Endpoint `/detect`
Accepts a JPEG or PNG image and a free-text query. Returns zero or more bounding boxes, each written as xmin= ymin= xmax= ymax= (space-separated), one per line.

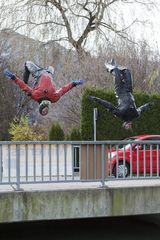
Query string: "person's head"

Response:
xmin=39 ymin=100 xmax=51 ymax=116
xmin=123 ymin=121 xmax=132 ymax=130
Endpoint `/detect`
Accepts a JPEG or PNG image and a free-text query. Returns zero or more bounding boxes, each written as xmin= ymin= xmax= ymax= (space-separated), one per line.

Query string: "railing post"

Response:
xmin=93 ymin=108 xmax=98 ymax=141
xmin=0 ymin=145 xmax=2 ymax=182
xmin=16 ymin=144 xmax=21 ymax=191
xmin=101 ymin=144 xmax=105 ymax=187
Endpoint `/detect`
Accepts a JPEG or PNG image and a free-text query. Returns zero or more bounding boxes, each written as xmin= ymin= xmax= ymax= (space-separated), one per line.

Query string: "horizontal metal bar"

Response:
xmin=1 ymin=140 xmax=160 ymax=145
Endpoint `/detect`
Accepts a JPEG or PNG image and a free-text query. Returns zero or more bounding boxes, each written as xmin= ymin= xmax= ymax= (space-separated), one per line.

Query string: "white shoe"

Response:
xmin=105 ymin=58 xmax=117 ymax=72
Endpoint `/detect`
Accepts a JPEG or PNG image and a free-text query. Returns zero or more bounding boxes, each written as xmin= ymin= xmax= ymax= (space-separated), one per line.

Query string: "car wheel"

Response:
xmin=113 ymin=161 xmax=130 ymax=178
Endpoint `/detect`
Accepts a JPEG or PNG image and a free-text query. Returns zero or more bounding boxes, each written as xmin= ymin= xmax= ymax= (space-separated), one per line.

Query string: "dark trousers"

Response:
xmin=23 ymin=65 xmax=30 ymax=84
xmin=112 ymin=68 xmax=133 ymax=97
xmin=23 ymin=61 xmax=42 ymax=84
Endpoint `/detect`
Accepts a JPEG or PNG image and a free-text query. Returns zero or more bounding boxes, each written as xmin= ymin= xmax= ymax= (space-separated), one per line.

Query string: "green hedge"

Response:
xmin=66 ymin=128 xmax=82 ymax=140
xmin=80 ymin=87 xmax=160 ymax=140
xmin=49 ymin=121 xmax=65 ymax=140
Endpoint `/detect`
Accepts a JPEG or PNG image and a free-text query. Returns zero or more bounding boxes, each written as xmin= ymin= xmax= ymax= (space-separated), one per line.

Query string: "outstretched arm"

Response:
xmin=56 ymin=82 xmax=74 ymax=98
xmin=137 ymin=103 xmax=151 ymax=115
xmin=4 ymin=68 xmax=32 ymax=95
xmin=14 ymin=78 xmax=32 ymax=94
xmin=88 ymin=96 xmax=116 ymax=112
xmin=55 ymin=80 xmax=84 ymax=98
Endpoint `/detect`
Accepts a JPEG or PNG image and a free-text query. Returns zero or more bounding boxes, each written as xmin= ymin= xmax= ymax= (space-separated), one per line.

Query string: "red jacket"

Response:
xmin=15 ymin=73 xmax=74 ymax=103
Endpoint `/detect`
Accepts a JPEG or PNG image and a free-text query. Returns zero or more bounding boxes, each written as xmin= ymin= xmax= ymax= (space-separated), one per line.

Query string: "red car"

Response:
xmin=108 ymin=135 xmax=160 ymax=178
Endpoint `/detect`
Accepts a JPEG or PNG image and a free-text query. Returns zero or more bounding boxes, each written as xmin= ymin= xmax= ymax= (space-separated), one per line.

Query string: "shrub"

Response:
xmin=49 ymin=121 xmax=65 ymax=140
xmin=66 ymin=128 xmax=82 ymax=140
xmin=9 ymin=116 xmax=47 ymax=141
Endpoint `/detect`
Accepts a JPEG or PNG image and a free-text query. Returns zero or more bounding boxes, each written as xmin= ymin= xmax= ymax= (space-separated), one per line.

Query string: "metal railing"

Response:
xmin=0 ymin=140 xmax=160 ymax=190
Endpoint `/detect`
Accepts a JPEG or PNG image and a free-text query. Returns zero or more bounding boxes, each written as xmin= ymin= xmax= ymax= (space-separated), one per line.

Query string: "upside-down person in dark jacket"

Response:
xmin=88 ymin=59 xmax=151 ymax=130
xmin=4 ymin=61 xmax=84 ymax=116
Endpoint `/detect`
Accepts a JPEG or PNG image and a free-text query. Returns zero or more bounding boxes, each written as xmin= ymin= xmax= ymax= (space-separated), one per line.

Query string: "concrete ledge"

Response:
xmin=0 ymin=184 xmax=160 ymax=223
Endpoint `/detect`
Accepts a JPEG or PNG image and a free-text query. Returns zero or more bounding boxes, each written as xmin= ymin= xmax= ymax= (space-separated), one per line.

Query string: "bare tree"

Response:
xmin=0 ymin=0 xmax=157 ymax=58
xmin=0 ymin=0 xmax=159 ymax=135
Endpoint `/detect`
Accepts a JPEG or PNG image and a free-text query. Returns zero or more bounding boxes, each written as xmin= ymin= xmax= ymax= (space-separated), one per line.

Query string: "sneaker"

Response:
xmin=105 ymin=58 xmax=117 ymax=72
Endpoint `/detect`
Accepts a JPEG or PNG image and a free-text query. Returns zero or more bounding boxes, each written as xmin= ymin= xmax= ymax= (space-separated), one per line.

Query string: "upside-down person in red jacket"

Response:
xmin=4 ymin=61 xmax=84 ymax=116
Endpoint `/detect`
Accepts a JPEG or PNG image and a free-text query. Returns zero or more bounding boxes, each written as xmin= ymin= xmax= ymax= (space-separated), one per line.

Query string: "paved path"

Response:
xmin=0 ymin=179 xmax=160 ymax=192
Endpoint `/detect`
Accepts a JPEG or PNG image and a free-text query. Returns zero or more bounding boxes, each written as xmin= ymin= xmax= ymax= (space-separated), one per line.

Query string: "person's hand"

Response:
xmin=4 ymin=69 xmax=16 ymax=80
xmin=72 ymin=79 xmax=84 ymax=87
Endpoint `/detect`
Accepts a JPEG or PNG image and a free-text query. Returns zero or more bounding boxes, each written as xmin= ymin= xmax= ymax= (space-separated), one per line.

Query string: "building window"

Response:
xmin=73 ymin=146 xmax=80 ymax=172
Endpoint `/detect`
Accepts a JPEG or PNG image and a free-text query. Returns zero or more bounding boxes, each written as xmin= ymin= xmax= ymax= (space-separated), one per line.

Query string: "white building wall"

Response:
xmin=1 ymin=144 xmax=73 ymax=178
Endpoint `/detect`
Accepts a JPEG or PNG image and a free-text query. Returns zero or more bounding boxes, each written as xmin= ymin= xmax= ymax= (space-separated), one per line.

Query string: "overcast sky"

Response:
xmin=119 ymin=1 xmax=160 ymax=51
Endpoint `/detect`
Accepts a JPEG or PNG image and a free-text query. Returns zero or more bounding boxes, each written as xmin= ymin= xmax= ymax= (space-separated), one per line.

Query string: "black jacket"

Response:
xmin=88 ymin=95 xmax=150 ymax=123
xmin=114 ymin=93 xmax=139 ymax=122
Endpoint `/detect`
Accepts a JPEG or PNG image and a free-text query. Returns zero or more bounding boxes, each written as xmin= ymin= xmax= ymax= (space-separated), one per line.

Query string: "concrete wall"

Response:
xmin=0 ymin=185 xmax=160 ymax=223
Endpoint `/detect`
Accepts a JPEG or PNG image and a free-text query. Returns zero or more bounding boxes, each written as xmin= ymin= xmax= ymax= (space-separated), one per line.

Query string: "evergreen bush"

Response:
xmin=49 ymin=121 xmax=65 ymax=140
xmin=66 ymin=128 xmax=82 ymax=140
